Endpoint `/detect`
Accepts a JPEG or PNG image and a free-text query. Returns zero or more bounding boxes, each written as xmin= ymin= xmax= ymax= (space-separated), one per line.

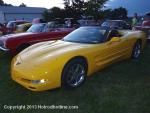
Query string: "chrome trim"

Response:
xmin=29 ymin=39 xmax=50 ymax=43
xmin=143 ymin=26 xmax=150 ymax=29
xmin=0 ymin=46 xmax=9 ymax=51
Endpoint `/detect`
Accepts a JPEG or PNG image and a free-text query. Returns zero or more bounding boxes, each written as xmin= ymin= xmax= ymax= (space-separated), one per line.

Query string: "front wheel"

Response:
xmin=132 ymin=41 xmax=141 ymax=59
xmin=61 ymin=58 xmax=87 ymax=89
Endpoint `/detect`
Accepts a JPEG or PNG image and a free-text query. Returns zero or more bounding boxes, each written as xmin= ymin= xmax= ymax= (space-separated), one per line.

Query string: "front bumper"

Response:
xmin=0 ymin=46 xmax=9 ymax=51
xmin=11 ymin=58 xmax=61 ymax=91
xmin=12 ymin=75 xmax=53 ymax=91
xmin=0 ymin=46 xmax=10 ymax=56
xmin=142 ymin=26 xmax=150 ymax=30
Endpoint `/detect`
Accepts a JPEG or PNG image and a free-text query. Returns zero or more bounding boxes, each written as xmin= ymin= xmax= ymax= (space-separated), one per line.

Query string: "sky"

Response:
xmin=3 ymin=0 xmax=150 ymax=16
xmin=4 ymin=0 xmax=64 ymax=8
xmin=105 ymin=0 xmax=150 ymax=16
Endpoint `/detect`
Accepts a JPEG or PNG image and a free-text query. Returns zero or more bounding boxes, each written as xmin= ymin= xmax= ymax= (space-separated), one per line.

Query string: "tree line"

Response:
xmin=0 ymin=0 xmax=26 ymax=7
xmin=0 ymin=0 xmax=128 ymax=21
xmin=43 ymin=0 xmax=128 ymax=21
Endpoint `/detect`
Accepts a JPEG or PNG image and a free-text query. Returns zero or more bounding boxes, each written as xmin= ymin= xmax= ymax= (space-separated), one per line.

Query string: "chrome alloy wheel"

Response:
xmin=66 ymin=64 xmax=86 ymax=87
xmin=133 ymin=42 xmax=141 ymax=58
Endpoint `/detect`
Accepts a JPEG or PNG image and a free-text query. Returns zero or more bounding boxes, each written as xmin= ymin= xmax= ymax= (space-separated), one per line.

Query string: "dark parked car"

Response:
xmin=101 ymin=20 xmax=131 ymax=29
xmin=135 ymin=12 xmax=150 ymax=39
xmin=142 ymin=12 xmax=150 ymax=30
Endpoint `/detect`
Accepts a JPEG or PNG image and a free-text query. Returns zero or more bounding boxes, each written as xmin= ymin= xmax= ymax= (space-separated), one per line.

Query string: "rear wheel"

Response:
xmin=61 ymin=58 xmax=87 ymax=89
xmin=132 ymin=41 xmax=141 ymax=59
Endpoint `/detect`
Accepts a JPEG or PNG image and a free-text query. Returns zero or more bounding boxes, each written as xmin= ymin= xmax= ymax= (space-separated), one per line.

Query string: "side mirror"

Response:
xmin=110 ymin=37 xmax=121 ymax=42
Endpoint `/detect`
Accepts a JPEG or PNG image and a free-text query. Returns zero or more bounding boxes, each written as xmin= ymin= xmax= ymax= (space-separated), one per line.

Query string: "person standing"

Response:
xmin=132 ymin=13 xmax=138 ymax=29
xmin=65 ymin=19 xmax=72 ymax=28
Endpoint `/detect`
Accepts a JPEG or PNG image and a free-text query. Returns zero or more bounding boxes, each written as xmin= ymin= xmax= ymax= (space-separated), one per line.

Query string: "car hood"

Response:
xmin=0 ymin=32 xmax=34 ymax=41
xmin=19 ymin=40 xmax=90 ymax=64
xmin=142 ymin=21 xmax=150 ymax=29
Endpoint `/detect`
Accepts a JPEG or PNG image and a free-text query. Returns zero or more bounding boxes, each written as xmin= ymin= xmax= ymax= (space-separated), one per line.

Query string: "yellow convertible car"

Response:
xmin=11 ymin=27 xmax=146 ymax=91
xmin=14 ymin=23 xmax=32 ymax=33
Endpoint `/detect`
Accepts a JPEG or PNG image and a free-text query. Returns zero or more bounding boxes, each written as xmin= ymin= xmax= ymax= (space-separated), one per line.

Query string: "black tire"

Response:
xmin=132 ymin=40 xmax=141 ymax=59
xmin=61 ymin=58 xmax=87 ymax=89
xmin=17 ymin=44 xmax=30 ymax=53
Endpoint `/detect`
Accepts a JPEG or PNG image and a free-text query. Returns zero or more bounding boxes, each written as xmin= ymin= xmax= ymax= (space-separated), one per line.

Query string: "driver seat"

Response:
xmin=107 ymin=30 xmax=120 ymax=41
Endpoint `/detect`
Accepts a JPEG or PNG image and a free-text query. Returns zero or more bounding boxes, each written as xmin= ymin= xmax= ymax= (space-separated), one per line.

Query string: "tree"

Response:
xmin=98 ymin=9 xmax=112 ymax=20
xmin=43 ymin=2 xmax=128 ymax=22
xmin=0 ymin=0 xmax=13 ymax=6
xmin=50 ymin=7 xmax=63 ymax=19
xmin=102 ymin=7 xmax=128 ymax=20
xmin=43 ymin=7 xmax=65 ymax=22
xmin=19 ymin=3 xmax=27 ymax=7
xmin=63 ymin=0 xmax=85 ymax=19
xmin=101 ymin=9 xmax=113 ymax=19
xmin=112 ymin=7 xmax=128 ymax=19
xmin=43 ymin=10 xmax=51 ymax=22
xmin=64 ymin=0 xmax=85 ymax=8
xmin=0 ymin=0 xmax=4 ymax=5
xmin=84 ymin=0 xmax=108 ymax=20
xmin=63 ymin=0 xmax=108 ymax=20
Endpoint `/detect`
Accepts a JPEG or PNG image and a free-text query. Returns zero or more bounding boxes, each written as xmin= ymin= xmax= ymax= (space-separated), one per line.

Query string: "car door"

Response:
xmin=93 ymin=34 xmax=128 ymax=68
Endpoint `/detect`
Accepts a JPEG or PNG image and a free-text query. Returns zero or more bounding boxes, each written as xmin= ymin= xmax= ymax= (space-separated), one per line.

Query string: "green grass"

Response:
xmin=0 ymin=44 xmax=150 ymax=113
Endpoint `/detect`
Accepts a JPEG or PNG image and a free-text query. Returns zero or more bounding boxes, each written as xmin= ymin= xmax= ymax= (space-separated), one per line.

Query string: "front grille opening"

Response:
xmin=28 ymin=86 xmax=36 ymax=89
xmin=21 ymin=78 xmax=31 ymax=83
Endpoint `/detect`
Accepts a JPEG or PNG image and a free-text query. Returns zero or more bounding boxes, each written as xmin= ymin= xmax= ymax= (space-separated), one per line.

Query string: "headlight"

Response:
xmin=3 ymin=41 xmax=7 ymax=48
xmin=0 ymin=40 xmax=4 ymax=47
xmin=0 ymin=40 xmax=7 ymax=49
xmin=31 ymin=79 xmax=47 ymax=84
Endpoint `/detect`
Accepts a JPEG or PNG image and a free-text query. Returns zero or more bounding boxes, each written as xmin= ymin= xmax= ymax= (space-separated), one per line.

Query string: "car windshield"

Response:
xmin=27 ymin=24 xmax=46 ymax=33
xmin=63 ymin=27 xmax=106 ymax=44
xmin=16 ymin=25 xmax=24 ymax=31
xmin=102 ymin=21 xmax=119 ymax=27
xmin=6 ymin=22 xmax=16 ymax=28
